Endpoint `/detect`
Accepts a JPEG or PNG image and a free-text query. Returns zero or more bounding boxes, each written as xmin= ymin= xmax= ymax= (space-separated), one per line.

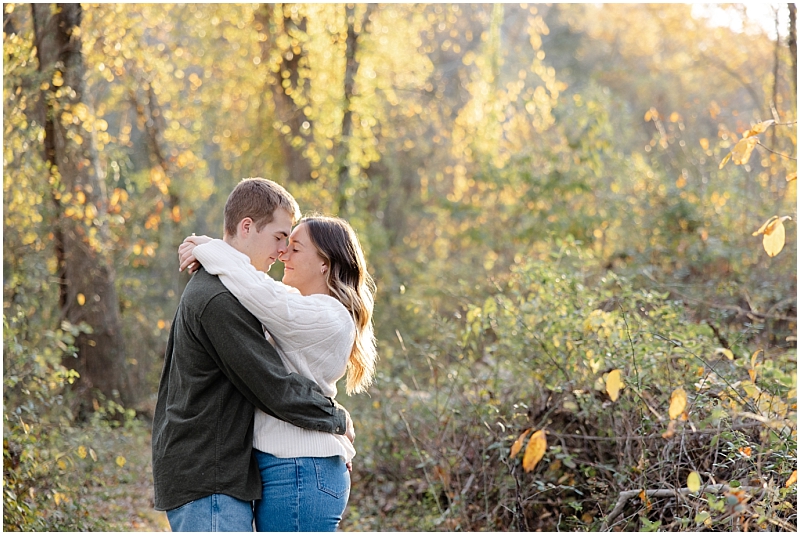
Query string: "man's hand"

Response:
xmin=178 ymin=234 xmax=212 ymax=273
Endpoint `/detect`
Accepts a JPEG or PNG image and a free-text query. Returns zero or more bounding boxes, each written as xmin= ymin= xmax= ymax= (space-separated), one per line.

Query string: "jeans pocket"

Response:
xmin=313 ymin=457 xmax=349 ymax=500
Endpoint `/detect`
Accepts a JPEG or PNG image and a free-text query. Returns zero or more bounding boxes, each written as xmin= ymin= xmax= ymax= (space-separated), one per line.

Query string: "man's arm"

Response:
xmin=201 ymin=290 xmax=348 ymax=435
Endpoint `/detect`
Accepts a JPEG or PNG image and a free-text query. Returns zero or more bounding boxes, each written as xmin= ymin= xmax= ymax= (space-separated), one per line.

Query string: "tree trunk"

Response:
xmin=32 ymin=3 xmax=132 ymax=408
xmin=789 ymin=3 xmax=797 ymax=97
xmin=259 ymin=3 xmax=314 ymax=185
xmin=335 ymin=4 xmax=373 ymax=216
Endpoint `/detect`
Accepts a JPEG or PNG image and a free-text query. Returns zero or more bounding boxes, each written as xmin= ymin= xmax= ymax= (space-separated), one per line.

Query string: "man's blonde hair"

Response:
xmin=223 ymin=178 xmax=301 ymax=237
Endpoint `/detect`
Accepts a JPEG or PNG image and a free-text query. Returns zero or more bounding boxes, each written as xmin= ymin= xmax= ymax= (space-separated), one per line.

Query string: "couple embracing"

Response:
xmin=151 ymin=178 xmax=376 ymax=531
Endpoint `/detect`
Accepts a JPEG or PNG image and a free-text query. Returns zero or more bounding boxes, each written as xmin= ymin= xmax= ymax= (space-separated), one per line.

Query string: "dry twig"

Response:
xmin=601 ymin=484 xmax=762 ymax=531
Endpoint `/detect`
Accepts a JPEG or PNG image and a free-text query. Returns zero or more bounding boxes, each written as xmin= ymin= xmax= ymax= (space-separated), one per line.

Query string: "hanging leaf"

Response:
xmin=687 ymin=471 xmax=702 ymax=492
xmin=761 ymin=217 xmax=790 ymax=257
xmin=730 ymin=137 xmax=758 ymax=165
xmin=522 ymin=429 xmax=547 ymax=472
xmin=741 ymin=120 xmax=774 ymax=138
xmin=714 ymin=347 xmax=734 ymax=360
xmin=668 ymin=387 xmax=687 ymax=420
xmin=750 ymin=349 xmax=763 ymax=370
xmin=718 ymin=152 xmax=732 ymax=169
xmin=605 ymin=369 xmax=623 ymax=402
xmin=786 ymin=172 xmax=797 ymax=182
xmin=786 ymin=470 xmax=797 ymax=488
xmin=510 ymin=428 xmax=531 ymax=459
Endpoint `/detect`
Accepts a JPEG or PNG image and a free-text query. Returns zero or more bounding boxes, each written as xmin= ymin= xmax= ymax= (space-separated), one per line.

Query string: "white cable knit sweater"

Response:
xmin=193 ymin=239 xmax=356 ymax=462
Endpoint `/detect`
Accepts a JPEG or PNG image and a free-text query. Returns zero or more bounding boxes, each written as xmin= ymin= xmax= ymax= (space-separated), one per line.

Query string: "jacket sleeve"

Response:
xmin=199 ymin=290 xmax=347 ymax=435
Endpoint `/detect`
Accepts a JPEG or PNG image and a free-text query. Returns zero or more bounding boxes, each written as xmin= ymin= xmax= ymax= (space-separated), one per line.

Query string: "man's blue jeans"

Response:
xmin=166 ymin=493 xmax=253 ymax=532
xmin=253 ymin=450 xmax=350 ymax=532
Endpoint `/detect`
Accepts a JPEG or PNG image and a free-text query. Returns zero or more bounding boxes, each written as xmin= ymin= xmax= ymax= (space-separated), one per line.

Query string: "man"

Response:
xmin=152 ymin=178 xmax=353 ymax=531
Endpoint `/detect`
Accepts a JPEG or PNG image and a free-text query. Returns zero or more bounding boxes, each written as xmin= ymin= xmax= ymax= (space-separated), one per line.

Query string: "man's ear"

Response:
xmin=238 ymin=217 xmax=253 ymax=237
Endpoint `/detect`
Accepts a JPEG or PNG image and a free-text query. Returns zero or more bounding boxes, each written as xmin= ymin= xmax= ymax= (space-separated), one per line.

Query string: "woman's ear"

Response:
xmin=321 ymin=263 xmax=328 ymax=275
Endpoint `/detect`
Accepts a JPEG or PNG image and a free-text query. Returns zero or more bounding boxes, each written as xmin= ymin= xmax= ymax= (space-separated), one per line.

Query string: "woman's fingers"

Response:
xmin=178 ymin=242 xmax=198 ymax=272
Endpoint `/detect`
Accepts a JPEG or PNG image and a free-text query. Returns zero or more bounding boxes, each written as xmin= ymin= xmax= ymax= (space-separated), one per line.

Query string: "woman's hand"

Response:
xmin=178 ymin=234 xmax=213 ymax=273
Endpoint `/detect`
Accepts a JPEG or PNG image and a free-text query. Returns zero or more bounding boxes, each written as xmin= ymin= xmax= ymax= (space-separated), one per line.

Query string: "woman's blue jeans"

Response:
xmin=253 ymin=450 xmax=350 ymax=532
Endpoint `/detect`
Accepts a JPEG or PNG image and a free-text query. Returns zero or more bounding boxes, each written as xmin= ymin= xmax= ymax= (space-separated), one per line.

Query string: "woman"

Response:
xmin=179 ymin=215 xmax=376 ymax=532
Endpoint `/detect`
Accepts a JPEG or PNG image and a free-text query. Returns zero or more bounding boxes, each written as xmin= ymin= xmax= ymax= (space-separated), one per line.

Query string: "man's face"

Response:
xmin=239 ymin=209 xmax=293 ymax=273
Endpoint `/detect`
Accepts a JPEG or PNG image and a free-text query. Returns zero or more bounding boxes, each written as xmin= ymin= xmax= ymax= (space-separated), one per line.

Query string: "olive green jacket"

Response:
xmin=152 ymin=268 xmax=346 ymax=511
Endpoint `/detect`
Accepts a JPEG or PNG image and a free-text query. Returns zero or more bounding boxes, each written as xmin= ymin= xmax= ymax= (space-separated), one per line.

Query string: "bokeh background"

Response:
xmin=4 ymin=3 xmax=796 ymax=531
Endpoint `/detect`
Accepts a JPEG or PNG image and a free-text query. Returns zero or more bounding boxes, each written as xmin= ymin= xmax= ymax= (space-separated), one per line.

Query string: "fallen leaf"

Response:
xmin=786 ymin=470 xmax=797 ymax=487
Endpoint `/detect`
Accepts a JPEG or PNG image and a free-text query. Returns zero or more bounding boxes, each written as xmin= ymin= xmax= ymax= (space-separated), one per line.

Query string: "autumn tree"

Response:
xmin=31 ymin=3 xmax=131 ymax=407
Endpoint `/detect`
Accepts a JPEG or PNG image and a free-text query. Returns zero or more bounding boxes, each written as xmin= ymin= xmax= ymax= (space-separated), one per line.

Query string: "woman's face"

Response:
xmin=279 ymin=223 xmax=327 ymax=295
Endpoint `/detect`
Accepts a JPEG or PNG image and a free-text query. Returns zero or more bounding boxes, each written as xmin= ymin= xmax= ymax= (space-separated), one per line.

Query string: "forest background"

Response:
xmin=3 ymin=2 xmax=797 ymax=532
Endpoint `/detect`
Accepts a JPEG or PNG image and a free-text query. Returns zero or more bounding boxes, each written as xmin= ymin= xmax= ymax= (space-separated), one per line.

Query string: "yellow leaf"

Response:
xmin=606 ymin=369 xmax=623 ymax=402
xmin=662 ymin=419 xmax=677 ymax=439
xmin=510 ymin=428 xmax=532 ymax=459
xmin=57 ymin=459 xmax=66 ymax=470
xmin=719 ymin=152 xmax=732 ymax=169
xmin=76 ymin=191 xmax=86 ymax=205
xmin=687 ymin=471 xmax=702 ymax=492
xmin=748 ymin=368 xmax=757 ymax=382
xmin=750 ymin=349 xmax=763 ymax=369
xmin=116 ymin=455 xmax=126 ymax=468
xmin=752 ymin=216 xmax=778 ymax=236
xmin=762 ymin=218 xmax=788 ymax=257
xmin=89 ymin=448 xmax=97 ymax=461
xmin=77 ymin=446 xmax=87 ymax=459
xmin=787 ymin=172 xmax=797 ymax=182
xmin=714 ymin=348 xmax=734 ymax=360
xmin=742 ymin=120 xmax=775 ymax=138
xmin=52 ymin=71 xmax=64 ymax=87
xmin=786 ymin=470 xmax=797 ymax=487
xmin=669 ymin=387 xmax=688 ymax=420
xmin=522 ymin=430 xmax=547 ymax=472
xmin=699 ymin=138 xmax=709 ymax=150
xmin=77 ymin=293 xmax=86 ymax=306
xmin=731 ymin=137 xmax=758 ymax=165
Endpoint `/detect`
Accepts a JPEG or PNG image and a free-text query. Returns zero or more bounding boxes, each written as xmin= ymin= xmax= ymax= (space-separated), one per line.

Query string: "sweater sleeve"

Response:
xmin=193 ymin=239 xmax=351 ymax=352
xmin=198 ymin=289 xmax=347 ymax=435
